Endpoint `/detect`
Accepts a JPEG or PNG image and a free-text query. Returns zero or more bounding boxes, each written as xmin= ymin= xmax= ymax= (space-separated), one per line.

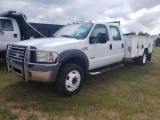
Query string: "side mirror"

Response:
xmin=89 ymin=36 xmax=96 ymax=44
xmin=97 ymin=33 xmax=108 ymax=43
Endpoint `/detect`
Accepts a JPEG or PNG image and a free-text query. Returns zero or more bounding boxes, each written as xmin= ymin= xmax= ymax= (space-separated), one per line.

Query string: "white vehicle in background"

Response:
xmin=6 ymin=21 xmax=154 ymax=96
xmin=0 ymin=17 xmax=21 ymax=57
xmin=0 ymin=11 xmax=63 ymax=58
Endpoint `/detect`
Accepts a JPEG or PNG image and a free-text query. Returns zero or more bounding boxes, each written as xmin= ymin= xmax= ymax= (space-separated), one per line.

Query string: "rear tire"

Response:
xmin=138 ymin=51 xmax=147 ymax=65
xmin=56 ymin=64 xmax=84 ymax=96
xmin=133 ymin=58 xmax=138 ymax=64
xmin=147 ymin=53 xmax=152 ymax=61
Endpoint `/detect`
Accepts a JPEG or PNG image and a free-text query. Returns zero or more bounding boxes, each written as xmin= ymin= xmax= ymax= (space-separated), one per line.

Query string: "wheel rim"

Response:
xmin=65 ymin=70 xmax=81 ymax=92
xmin=143 ymin=53 xmax=147 ymax=64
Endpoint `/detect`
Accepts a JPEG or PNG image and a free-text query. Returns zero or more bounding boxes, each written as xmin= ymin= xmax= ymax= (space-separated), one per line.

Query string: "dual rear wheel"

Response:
xmin=133 ymin=50 xmax=147 ymax=65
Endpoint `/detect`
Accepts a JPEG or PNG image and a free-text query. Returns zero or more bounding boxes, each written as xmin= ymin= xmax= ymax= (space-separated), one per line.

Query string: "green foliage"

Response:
xmin=138 ymin=31 xmax=150 ymax=36
xmin=124 ymin=32 xmax=136 ymax=35
xmin=0 ymin=108 xmax=18 ymax=120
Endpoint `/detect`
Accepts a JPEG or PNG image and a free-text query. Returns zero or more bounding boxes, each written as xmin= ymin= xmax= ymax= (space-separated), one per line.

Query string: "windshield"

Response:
xmin=53 ymin=23 xmax=93 ymax=39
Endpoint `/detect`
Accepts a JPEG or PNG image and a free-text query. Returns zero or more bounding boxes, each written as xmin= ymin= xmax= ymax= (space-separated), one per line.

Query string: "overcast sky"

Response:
xmin=0 ymin=0 xmax=160 ymax=35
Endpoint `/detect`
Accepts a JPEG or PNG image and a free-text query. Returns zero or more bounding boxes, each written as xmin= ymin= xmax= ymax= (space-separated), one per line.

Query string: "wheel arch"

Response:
xmin=59 ymin=49 xmax=89 ymax=76
xmin=144 ymin=48 xmax=148 ymax=54
xmin=144 ymin=47 xmax=152 ymax=61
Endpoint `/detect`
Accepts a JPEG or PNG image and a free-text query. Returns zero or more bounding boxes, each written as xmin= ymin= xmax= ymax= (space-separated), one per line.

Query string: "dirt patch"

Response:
xmin=5 ymin=101 xmax=37 ymax=107
xmin=12 ymin=108 xmax=49 ymax=120
xmin=151 ymin=62 xmax=160 ymax=68
xmin=106 ymin=110 xmax=120 ymax=120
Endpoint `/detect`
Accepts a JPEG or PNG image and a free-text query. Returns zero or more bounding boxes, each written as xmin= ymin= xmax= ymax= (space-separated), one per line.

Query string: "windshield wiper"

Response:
xmin=61 ymin=35 xmax=74 ymax=38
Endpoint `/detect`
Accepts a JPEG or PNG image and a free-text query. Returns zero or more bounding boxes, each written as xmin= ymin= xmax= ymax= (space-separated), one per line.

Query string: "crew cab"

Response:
xmin=6 ymin=21 xmax=153 ymax=96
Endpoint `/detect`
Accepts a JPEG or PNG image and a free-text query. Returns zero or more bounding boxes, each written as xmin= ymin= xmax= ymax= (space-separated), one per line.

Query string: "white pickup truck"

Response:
xmin=6 ymin=21 xmax=153 ymax=96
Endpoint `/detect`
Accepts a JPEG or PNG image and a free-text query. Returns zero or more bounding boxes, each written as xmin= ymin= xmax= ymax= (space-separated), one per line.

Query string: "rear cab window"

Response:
xmin=0 ymin=19 xmax=14 ymax=31
xmin=109 ymin=26 xmax=121 ymax=41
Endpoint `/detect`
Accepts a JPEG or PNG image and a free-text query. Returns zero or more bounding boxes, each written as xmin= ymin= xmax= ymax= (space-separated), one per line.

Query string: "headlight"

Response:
xmin=36 ymin=51 xmax=58 ymax=63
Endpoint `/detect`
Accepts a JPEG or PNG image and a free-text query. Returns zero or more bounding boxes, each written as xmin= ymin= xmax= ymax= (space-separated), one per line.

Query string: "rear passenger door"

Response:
xmin=109 ymin=26 xmax=124 ymax=62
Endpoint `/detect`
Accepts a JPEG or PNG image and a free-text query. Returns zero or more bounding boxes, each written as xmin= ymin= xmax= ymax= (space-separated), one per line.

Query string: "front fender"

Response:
xmin=59 ymin=49 xmax=89 ymax=74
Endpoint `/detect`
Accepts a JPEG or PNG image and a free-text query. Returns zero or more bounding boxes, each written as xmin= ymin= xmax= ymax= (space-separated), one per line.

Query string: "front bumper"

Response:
xmin=6 ymin=57 xmax=61 ymax=82
xmin=6 ymin=45 xmax=61 ymax=82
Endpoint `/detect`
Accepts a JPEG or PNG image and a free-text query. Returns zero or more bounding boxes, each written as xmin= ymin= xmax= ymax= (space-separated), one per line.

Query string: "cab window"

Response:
xmin=0 ymin=19 xmax=14 ymax=31
xmin=90 ymin=24 xmax=109 ymax=43
xmin=109 ymin=26 xmax=121 ymax=41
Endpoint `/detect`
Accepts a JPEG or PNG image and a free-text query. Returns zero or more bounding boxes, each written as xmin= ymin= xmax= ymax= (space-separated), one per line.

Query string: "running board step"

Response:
xmin=89 ymin=63 xmax=124 ymax=75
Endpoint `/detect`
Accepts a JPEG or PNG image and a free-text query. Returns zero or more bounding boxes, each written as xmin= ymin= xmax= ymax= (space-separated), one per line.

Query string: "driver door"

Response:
xmin=87 ymin=24 xmax=112 ymax=70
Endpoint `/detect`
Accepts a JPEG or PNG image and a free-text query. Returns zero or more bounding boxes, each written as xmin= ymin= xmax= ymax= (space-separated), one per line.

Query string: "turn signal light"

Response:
xmin=48 ymin=52 xmax=53 ymax=62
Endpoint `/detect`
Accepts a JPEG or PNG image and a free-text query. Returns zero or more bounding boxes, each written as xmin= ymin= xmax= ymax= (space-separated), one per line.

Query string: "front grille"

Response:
xmin=7 ymin=45 xmax=26 ymax=62
xmin=13 ymin=67 xmax=22 ymax=74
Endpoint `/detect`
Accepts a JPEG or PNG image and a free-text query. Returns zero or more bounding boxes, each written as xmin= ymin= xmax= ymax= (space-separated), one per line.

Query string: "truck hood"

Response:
xmin=14 ymin=37 xmax=81 ymax=50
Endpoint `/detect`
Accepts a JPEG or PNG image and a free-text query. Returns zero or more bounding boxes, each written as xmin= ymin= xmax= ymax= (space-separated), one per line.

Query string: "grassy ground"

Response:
xmin=0 ymin=47 xmax=160 ymax=120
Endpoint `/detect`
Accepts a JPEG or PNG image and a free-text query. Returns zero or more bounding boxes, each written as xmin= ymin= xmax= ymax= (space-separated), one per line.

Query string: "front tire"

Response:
xmin=56 ymin=64 xmax=84 ymax=96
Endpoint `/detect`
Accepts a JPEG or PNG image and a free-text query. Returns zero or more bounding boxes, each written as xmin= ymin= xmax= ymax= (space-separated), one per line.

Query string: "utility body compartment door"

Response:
xmin=0 ymin=18 xmax=20 ymax=51
xmin=124 ymin=36 xmax=140 ymax=58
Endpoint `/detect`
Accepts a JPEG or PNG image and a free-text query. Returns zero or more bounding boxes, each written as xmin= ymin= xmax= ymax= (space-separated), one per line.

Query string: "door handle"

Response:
xmin=110 ymin=44 xmax=112 ymax=50
xmin=141 ymin=45 xmax=144 ymax=49
xmin=13 ymin=34 xmax=17 ymax=38
xmin=122 ymin=43 xmax=124 ymax=48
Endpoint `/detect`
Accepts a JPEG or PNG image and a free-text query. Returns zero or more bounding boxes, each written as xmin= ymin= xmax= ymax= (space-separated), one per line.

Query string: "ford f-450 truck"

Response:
xmin=6 ymin=21 xmax=154 ymax=96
